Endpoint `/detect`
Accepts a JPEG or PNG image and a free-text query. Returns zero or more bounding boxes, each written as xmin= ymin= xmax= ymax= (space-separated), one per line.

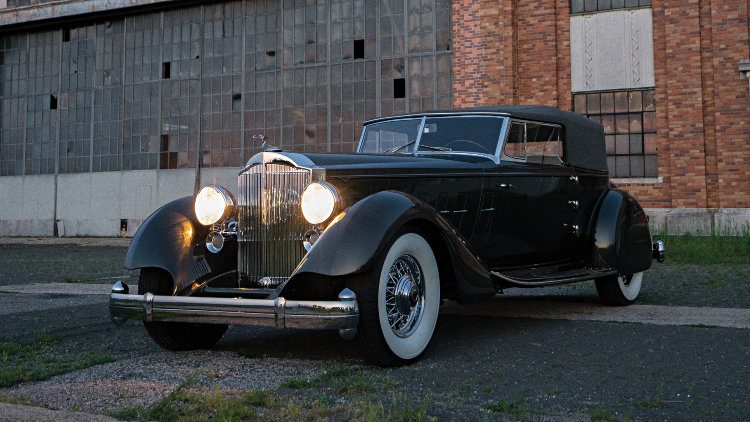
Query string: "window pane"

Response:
xmin=505 ymin=122 xmax=525 ymax=159
xmin=574 ymin=87 xmax=657 ymax=178
xmin=600 ymin=92 xmax=615 ymax=113
xmin=586 ymin=93 xmax=600 ymax=114
xmin=359 ymin=118 xmax=421 ymax=153
xmin=421 ymin=116 xmax=504 ymax=155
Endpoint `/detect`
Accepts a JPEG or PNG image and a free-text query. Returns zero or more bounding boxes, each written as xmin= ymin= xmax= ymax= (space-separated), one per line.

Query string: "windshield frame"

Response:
xmin=356 ymin=112 xmax=510 ymax=164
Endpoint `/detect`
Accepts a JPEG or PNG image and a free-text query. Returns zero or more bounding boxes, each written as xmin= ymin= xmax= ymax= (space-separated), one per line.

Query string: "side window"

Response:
xmin=543 ymin=127 xmax=564 ymax=165
xmin=526 ymin=123 xmax=564 ymax=165
xmin=504 ymin=121 xmax=526 ymax=159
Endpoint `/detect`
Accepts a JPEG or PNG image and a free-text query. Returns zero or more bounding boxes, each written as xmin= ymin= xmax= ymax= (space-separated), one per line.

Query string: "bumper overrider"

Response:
xmin=109 ymin=281 xmax=360 ymax=339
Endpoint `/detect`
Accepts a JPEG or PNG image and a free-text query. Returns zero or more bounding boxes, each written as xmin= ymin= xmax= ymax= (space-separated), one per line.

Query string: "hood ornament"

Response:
xmin=253 ymin=134 xmax=281 ymax=152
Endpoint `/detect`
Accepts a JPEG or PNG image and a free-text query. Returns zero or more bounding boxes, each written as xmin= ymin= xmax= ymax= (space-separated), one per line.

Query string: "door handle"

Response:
xmin=569 ymin=175 xmax=579 ymax=184
xmin=497 ymin=183 xmax=516 ymax=190
xmin=568 ymin=200 xmax=580 ymax=210
xmin=562 ymin=223 xmax=580 ymax=236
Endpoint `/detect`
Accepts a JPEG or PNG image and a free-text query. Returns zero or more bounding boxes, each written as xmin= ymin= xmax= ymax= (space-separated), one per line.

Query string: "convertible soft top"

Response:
xmin=375 ymin=105 xmax=606 ymax=172
xmin=447 ymin=105 xmax=607 ymax=172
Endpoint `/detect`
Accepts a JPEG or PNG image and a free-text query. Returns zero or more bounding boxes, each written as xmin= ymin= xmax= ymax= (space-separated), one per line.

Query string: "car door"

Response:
xmin=476 ymin=120 xmax=576 ymax=268
xmin=524 ymin=121 xmax=581 ymax=264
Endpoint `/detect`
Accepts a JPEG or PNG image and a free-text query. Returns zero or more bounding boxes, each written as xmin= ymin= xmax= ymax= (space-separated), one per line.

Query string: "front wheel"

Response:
xmin=350 ymin=231 xmax=441 ymax=367
xmin=138 ymin=268 xmax=228 ymax=351
xmin=595 ymin=272 xmax=644 ymax=306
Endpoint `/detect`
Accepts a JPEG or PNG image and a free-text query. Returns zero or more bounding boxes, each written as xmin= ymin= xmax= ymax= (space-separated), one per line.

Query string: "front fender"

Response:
xmin=125 ymin=197 xmax=236 ymax=295
xmin=283 ymin=190 xmax=496 ymax=304
xmin=592 ymin=189 xmax=653 ymax=275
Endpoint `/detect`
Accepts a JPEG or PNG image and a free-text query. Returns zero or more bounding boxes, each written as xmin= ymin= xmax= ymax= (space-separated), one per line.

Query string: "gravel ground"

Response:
xmin=2 ymin=351 xmax=328 ymax=414
xmin=3 ymin=238 xmax=747 ymax=307
xmin=0 ymin=403 xmax=117 ymax=422
xmin=0 ymin=238 xmax=748 ymax=421
xmin=0 ymin=242 xmax=136 ymax=285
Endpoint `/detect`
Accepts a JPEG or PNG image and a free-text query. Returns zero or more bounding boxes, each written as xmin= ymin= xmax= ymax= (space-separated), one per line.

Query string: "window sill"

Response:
xmin=611 ymin=177 xmax=662 ymax=185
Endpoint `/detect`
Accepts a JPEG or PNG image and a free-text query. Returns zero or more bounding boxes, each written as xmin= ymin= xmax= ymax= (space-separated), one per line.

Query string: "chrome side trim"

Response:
xmin=362 ymin=111 xmax=511 ymax=126
xmin=110 ymin=282 xmax=359 ymax=335
xmin=357 ymin=114 xmax=509 ymax=165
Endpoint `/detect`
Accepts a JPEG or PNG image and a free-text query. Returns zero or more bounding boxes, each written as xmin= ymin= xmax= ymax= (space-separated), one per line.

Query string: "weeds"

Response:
xmin=280 ymin=377 xmax=310 ymax=389
xmin=484 ymin=396 xmax=544 ymax=418
xmin=660 ymin=235 xmax=750 ymax=265
xmin=0 ymin=340 xmax=114 ymax=388
xmin=589 ymin=407 xmax=618 ymax=421
xmin=636 ymin=395 xmax=664 ymax=409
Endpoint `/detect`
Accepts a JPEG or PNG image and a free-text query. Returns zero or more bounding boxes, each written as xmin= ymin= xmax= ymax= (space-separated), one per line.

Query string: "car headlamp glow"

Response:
xmin=301 ymin=182 xmax=338 ymax=225
xmin=194 ymin=185 xmax=234 ymax=226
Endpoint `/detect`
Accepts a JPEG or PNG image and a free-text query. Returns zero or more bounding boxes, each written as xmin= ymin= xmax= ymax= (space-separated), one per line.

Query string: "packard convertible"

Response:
xmin=110 ymin=106 xmax=665 ymax=366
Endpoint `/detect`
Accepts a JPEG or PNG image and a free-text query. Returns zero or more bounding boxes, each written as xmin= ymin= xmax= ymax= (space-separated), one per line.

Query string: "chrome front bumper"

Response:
xmin=109 ymin=281 xmax=359 ymax=339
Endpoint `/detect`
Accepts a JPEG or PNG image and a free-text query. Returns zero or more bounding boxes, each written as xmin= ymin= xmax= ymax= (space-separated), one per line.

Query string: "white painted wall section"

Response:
xmin=0 ymin=175 xmax=56 ymax=236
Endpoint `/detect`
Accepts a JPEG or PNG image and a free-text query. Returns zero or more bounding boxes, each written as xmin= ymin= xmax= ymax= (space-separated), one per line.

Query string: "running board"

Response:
xmin=491 ymin=267 xmax=616 ymax=286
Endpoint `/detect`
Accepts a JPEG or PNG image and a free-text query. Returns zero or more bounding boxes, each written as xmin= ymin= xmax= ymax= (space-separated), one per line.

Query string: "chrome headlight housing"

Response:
xmin=194 ymin=185 xmax=234 ymax=226
xmin=300 ymin=182 xmax=339 ymax=225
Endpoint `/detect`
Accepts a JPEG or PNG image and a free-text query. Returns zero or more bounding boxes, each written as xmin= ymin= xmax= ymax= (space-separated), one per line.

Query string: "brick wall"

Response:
xmin=452 ymin=0 xmax=571 ymax=109
xmin=451 ymin=0 xmax=749 ymax=209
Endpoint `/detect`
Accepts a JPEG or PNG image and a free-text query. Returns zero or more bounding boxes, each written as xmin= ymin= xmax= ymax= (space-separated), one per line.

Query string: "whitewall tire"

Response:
xmin=595 ymin=272 xmax=644 ymax=306
xmin=351 ymin=231 xmax=440 ymax=366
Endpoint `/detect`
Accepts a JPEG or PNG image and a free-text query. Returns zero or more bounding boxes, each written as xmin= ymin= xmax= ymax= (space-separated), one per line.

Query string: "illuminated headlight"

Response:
xmin=194 ymin=185 xmax=234 ymax=226
xmin=301 ymin=182 xmax=338 ymax=225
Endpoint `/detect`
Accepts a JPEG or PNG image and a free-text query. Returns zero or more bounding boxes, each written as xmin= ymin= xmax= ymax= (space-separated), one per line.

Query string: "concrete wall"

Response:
xmin=571 ymin=8 xmax=655 ymax=92
xmin=0 ymin=167 xmax=241 ymax=237
xmin=3 ymin=167 xmax=750 ymax=237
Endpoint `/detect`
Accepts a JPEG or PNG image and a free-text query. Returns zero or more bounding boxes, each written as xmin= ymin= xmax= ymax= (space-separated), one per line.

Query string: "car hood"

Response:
xmin=245 ymin=151 xmax=495 ymax=174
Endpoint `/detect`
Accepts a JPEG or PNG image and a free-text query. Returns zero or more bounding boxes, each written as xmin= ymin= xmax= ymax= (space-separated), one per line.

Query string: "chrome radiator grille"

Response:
xmin=237 ymin=163 xmax=311 ymax=287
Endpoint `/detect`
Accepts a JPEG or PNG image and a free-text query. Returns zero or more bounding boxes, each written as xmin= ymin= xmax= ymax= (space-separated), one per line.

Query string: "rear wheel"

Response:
xmin=595 ymin=272 xmax=643 ymax=306
xmin=350 ymin=231 xmax=440 ymax=367
xmin=138 ymin=268 xmax=228 ymax=351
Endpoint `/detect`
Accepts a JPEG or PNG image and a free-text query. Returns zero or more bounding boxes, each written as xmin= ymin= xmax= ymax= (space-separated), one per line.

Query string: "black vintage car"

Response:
xmin=110 ymin=106 xmax=665 ymax=366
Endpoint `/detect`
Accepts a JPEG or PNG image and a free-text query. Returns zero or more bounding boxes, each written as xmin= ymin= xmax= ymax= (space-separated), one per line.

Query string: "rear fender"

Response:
xmin=592 ymin=189 xmax=653 ymax=274
xmin=281 ymin=190 xmax=496 ymax=304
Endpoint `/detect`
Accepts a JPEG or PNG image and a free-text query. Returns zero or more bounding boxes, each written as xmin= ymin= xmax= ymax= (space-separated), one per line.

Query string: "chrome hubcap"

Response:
xmin=385 ymin=254 xmax=425 ymax=338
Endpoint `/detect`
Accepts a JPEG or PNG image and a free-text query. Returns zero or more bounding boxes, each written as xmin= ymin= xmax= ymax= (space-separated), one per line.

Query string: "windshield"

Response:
xmin=357 ymin=118 xmax=422 ymax=154
xmin=358 ymin=116 xmax=505 ymax=156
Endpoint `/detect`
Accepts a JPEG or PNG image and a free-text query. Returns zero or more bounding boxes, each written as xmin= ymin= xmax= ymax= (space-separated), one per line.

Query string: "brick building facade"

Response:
xmin=452 ymin=0 xmax=750 ymax=233
xmin=0 ymin=0 xmax=748 ymax=236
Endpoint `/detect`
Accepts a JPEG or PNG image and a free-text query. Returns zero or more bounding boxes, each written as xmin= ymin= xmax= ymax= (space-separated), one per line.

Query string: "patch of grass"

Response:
xmin=0 ymin=394 xmax=30 ymax=405
xmin=318 ymin=364 xmax=350 ymax=381
xmin=589 ymin=407 xmax=618 ymax=421
xmin=484 ymin=396 xmax=544 ymax=418
xmin=389 ymin=397 xmax=431 ymax=422
xmin=0 ymin=340 xmax=114 ymax=388
xmin=58 ymin=277 xmax=79 ymax=283
xmin=331 ymin=372 xmax=375 ymax=395
xmin=661 ymin=235 xmax=750 ymax=265
xmin=636 ymin=395 xmax=664 ymax=409
xmin=356 ymin=396 xmax=431 ymax=422
xmin=34 ymin=332 xmax=56 ymax=346
xmin=703 ymin=279 xmax=726 ymax=289
xmin=312 ymin=365 xmax=394 ymax=397
xmin=280 ymin=377 xmax=310 ymax=389
xmin=113 ymin=376 xmax=267 ymax=422
xmin=240 ymin=389 xmax=270 ymax=407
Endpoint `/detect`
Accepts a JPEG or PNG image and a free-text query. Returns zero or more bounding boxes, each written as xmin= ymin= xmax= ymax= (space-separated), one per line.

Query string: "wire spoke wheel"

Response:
xmin=385 ymin=254 xmax=425 ymax=337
